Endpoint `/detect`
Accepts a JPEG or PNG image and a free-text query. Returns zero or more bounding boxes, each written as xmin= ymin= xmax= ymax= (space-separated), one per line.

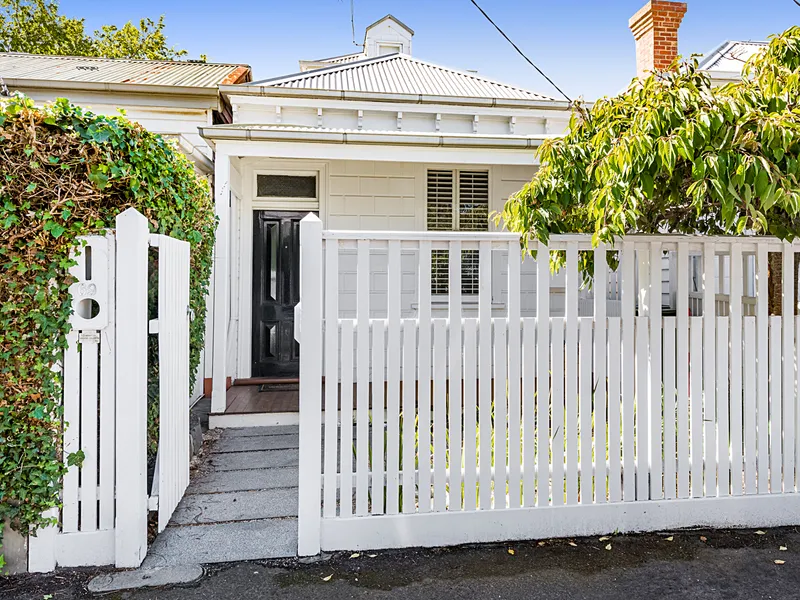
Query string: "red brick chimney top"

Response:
xmin=629 ymin=0 xmax=687 ymax=78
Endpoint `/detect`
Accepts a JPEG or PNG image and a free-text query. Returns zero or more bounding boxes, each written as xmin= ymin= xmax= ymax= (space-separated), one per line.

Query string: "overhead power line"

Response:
xmin=468 ymin=0 xmax=574 ymax=105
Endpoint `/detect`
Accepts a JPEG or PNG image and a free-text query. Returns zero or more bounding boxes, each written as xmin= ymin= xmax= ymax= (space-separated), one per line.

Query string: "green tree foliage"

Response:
xmin=0 ymin=95 xmax=215 ymax=560
xmin=500 ymin=26 xmax=800 ymax=249
xmin=0 ymin=0 xmax=192 ymax=60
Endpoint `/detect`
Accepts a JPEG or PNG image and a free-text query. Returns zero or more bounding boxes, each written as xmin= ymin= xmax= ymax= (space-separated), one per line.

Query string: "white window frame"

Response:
xmin=426 ymin=168 xmax=490 ymax=297
xmin=252 ymin=169 xmax=320 ymax=211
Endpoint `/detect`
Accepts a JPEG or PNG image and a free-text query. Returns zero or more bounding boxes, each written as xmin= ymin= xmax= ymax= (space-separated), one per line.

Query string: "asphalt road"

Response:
xmin=4 ymin=528 xmax=800 ymax=599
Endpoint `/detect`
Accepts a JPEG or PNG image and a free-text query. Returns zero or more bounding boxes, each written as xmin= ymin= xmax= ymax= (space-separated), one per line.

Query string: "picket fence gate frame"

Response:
xmin=296 ymin=213 xmax=800 ymax=556
xmin=27 ymin=208 xmax=192 ymax=572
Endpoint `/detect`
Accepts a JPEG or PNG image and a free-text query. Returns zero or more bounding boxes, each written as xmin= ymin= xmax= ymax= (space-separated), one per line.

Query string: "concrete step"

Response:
xmin=206 ymin=448 xmax=298 ymax=472
xmin=188 ymin=466 xmax=299 ymax=494
xmin=212 ymin=433 xmax=299 ymax=454
xmin=143 ymin=518 xmax=298 ymax=567
xmin=171 ymin=488 xmax=299 ymax=525
xmin=218 ymin=425 xmax=299 ymax=438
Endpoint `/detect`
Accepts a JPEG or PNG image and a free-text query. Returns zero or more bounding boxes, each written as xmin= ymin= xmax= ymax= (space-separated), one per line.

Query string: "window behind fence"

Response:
xmin=427 ymin=169 xmax=489 ymax=295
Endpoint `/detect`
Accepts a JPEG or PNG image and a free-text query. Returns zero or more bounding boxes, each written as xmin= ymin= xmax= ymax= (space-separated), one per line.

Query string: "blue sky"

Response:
xmin=62 ymin=0 xmax=799 ymax=100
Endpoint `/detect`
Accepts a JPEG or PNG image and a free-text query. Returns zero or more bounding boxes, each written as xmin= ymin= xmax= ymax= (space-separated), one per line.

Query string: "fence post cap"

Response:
xmin=301 ymin=213 xmax=322 ymax=223
xmin=116 ymin=207 xmax=147 ymax=225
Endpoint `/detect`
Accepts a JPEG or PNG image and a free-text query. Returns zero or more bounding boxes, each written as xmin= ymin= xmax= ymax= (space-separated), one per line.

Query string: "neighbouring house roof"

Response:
xmin=697 ymin=40 xmax=767 ymax=74
xmin=246 ymin=53 xmax=555 ymax=102
xmin=0 ymin=52 xmax=251 ymax=91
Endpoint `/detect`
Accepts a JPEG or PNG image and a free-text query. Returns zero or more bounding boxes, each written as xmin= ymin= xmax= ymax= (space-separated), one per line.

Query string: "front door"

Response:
xmin=251 ymin=211 xmax=303 ymax=377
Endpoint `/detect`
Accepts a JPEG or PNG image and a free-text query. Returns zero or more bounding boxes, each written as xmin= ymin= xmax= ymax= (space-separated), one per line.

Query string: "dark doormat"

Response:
xmin=258 ymin=382 xmax=300 ymax=392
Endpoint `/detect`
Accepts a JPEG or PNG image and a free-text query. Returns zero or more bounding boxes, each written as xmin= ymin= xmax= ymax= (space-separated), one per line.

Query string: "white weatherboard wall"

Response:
xmin=297 ymin=223 xmax=800 ymax=555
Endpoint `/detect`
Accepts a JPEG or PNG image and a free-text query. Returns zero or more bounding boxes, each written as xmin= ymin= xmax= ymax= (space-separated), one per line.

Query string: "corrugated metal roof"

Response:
xmin=698 ymin=40 xmax=767 ymax=73
xmin=251 ymin=53 xmax=554 ymax=101
xmin=0 ymin=52 xmax=251 ymax=88
xmin=312 ymin=52 xmax=365 ymax=66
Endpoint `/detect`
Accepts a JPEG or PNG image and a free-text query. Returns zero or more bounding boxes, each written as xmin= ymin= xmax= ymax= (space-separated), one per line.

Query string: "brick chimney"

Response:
xmin=629 ymin=1 xmax=687 ymax=78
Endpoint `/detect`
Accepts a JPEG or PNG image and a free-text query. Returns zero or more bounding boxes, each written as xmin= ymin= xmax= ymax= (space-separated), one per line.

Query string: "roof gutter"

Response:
xmin=218 ymin=84 xmax=573 ymax=111
xmin=4 ymin=77 xmax=221 ymax=99
xmin=199 ymin=125 xmax=550 ymax=149
xmin=176 ymin=136 xmax=214 ymax=174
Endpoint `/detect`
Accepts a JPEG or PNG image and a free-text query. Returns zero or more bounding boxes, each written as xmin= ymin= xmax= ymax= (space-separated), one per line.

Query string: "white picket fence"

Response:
xmin=27 ymin=208 xmax=191 ymax=571
xmin=296 ymin=214 xmax=800 ymax=555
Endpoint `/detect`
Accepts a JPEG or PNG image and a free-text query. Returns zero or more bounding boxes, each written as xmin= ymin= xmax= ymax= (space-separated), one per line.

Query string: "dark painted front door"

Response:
xmin=251 ymin=211 xmax=303 ymax=377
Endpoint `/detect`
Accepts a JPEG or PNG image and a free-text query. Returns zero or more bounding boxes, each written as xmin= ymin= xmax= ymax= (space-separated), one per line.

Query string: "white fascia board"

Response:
xmin=226 ymin=93 xmax=573 ymax=119
xmin=219 ymin=84 xmax=571 ymax=111
xmin=4 ymin=78 xmax=222 ymax=110
xmin=209 ymin=139 xmax=539 ymax=166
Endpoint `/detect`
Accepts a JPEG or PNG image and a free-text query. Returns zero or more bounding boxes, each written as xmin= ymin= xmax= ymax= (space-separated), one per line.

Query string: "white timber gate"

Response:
xmin=296 ymin=214 xmax=800 ymax=556
xmin=28 ymin=208 xmax=192 ymax=571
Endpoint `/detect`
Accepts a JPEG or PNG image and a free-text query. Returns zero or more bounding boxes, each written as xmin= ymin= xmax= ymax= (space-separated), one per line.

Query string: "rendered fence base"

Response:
xmin=321 ymin=494 xmax=800 ymax=551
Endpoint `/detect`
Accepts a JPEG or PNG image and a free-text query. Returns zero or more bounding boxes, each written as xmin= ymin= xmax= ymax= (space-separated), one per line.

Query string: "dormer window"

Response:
xmin=377 ymin=43 xmax=402 ymax=56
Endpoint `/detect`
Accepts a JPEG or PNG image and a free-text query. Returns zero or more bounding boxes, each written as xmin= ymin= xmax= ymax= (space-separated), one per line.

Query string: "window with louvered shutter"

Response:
xmin=426 ymin=169 xmax=489 ymax=295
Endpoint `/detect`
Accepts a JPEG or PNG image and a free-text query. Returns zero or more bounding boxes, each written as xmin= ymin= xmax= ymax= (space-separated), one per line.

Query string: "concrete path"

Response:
xmin=143 ymin=426 xmax=299 ymax=567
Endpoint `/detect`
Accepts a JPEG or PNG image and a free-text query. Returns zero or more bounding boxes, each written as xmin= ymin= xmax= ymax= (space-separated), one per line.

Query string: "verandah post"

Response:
xmin=114 ymin=208 xmax=149 ymax=567
xmin=298 ymin=213 xmax=323 ymax=556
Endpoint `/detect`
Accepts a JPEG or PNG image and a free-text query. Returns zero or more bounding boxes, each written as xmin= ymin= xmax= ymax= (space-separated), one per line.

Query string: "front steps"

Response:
xmin=143 ymin=425 xmax=299 ymax=567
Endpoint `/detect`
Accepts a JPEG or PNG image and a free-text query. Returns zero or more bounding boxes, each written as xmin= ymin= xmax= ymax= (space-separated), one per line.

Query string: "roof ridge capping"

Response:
xmin=0 ymin=51 xmax=250 ymax=69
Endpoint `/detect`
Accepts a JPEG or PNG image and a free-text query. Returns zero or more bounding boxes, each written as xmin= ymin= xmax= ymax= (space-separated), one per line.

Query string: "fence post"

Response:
xmin=114 ymin=208 xmax=149 ymax=567
xmin=297 ymin=213 xmax=323 ymax=556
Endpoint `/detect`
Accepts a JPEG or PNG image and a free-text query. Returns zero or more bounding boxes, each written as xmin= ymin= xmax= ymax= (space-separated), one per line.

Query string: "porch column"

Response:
xmin=211 ymin=152 xmax=230 ymax=414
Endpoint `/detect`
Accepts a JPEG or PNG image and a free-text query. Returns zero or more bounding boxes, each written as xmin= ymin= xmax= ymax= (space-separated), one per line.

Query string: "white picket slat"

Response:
xmin=386 ymin=241 xmax=402 ymax=514
xmin=494 ymin=318 xmax=508 ymax=509
xmin=536 ymin=244 xmax=551 ymax=507
xmin=676 ymin=242 xmax=690 ymax=499
xmin=463 ymin=318 xmax=478 ymax=511
xmin=690 ymin=317 xmax=703 ymax=498
xmin=565 ymin=243 xmax=580 ymax=505
xmin=663 ymin=317 xmax=677 ymax=499
xmin=594 ymin=245 xmax=608 ymax=503
xmin=551 ymin=318 xmax=565 ymax=507
xmin=729 ymin=243 xmax=744 ymax=497
xmin=703 ymin=243 xmax=717 ymax=497
xmin=402 ymin=319 xmax=417 ymax=513
xmin=636 ymin=316 xmax=649 ymax=501
xmin=756 ymin=245 xmax=769 ymax=494
xmin=448 ymin=241 xmax=463 ymax=509
xmin=370 ymin=321 xmax=386 ymax=515
xmin=607 ymin=318 xmax=622 ymax=503
xmin=356 ymin=241 xmax=370 ymax=516
xmin=621 ymin=242 xmax=636 ymax=502
xmin=80 ymin=338 xmax=99 ymax=531
xmin=507 ymin=242 xmax=522 ymax=509
xmin=744 ymin=317 xmax=758 ymax=494
xmin=717 ymin=317 xmax=730 ymax=497
xmin=649 ymin=242 xmax=663 ymax=500
xmin=433 ymin=319 xmax=447 ymax=512
xmin=580 ymin=317 xmax=593 ymax=504
xmin=339 ymin=321 xmax=354 ymax=518
xmin=417 ymin=240 xmax=433 ymax=513
xmin=323 ymin=241 xmax=339 ymax=518
xmin=782 ymin=244 xmax=795 ymax=493
xmin=99 ymin=235 xmax=116 ymax=531
xmin=522 ymin=318 xmax=536 ymax=507
xmin=478 ymin=242 xmax=493 ymax=510
xmin=769 ymin=317 xmax=782 ymax=493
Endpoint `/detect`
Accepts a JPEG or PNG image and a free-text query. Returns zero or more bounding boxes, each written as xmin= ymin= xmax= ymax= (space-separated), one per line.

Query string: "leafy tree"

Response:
xmin=500 ymin=26 xmax=800 ymax=311
xmin=0 ymin=0 xmax=193 ymax=60
xmin=501 ymin=26 xmax=800 ymax=247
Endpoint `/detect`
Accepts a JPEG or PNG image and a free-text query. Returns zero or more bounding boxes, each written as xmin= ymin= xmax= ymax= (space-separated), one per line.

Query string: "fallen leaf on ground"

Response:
xmin=780 ymin=546 xmax=788 ymax=551
xmin=665 ymin=536 xmax=674 ymax=542
xmin=775 ymin=560 xmax=785 ymax=565
xmin=599 ymin=536 xmax=611 ymax=542
xmin=350 ymin=553 xmax=360 ymax=559
xmin=569 ymin=542 xmax=578 ymax=547
xmin=508 ymin=548 xmax=516 ymax=555
xmin=700 ymin=536 xmax=708 ymax=542
xmin=538 ymin=541 xmax=546 ymax=546
xmin=368 ymin=554 xmax=377 ymax=558
xmin=322 ymin=575 xmax=333 ymax=581
xmin=755 ymin=530 xmax=767 ymax=535
xmin=605 ymin=544 xmax=612 ymax=551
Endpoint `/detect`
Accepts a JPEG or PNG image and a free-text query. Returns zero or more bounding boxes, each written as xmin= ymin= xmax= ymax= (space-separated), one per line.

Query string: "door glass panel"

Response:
xmin=269 ymin=222 xmax=279 ymax=301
